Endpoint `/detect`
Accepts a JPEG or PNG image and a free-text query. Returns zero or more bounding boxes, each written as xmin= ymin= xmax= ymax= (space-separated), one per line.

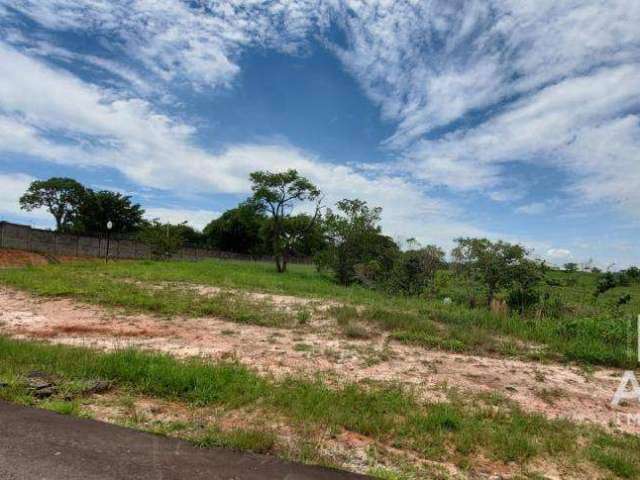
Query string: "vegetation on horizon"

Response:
xmin=11 ymin=173 xmax=640 ymax=368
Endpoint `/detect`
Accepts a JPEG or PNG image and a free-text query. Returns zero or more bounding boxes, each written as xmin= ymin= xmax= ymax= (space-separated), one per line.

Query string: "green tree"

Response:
xmin=625 ymin=266 xmax=640 ymax=282
xmin=316 ymin=199 xmax=399 ymax=285
xmin=203 ymin=201 xmax=267 ymax=254
xmin=137 ymin=221 xmax=185 ymax=260
xmin=563 ymin=262 xmax=578 ymax=273
xmin=19 ymin=177 xmax=87 ymax=231
xmin=171 ymin=224 xmax=205 ymax=246
xmin=387 ymin=245 xmax=446 ymax=295
xmin=451 ymin=238 xmax=544 ymax=307
xmin=73 ymin=190 xmax=145 ymax=235
xmin=249 ymin=169 xmax=322 ymax=272
xmin=260 ymin=213 xmax=327 ymax=258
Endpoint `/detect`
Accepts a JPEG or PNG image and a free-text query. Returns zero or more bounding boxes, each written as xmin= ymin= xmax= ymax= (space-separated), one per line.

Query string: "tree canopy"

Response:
xmin=316 ymin=199 xmax=398 ymax=285
xmin=203 ymin=201 xmax=267 ymax=254
xmin=249 ymin=169 xmax=322 ymax=272
xmin=19 ymin=177 xmax=87 ymax=231
xmin=73 ymin=190 xmax=145 ymax=235
xmin=452 ymin=238 xmax=544 ymax=307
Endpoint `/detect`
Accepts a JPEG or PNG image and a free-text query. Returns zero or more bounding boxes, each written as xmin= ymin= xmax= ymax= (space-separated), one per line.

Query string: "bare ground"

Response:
xmin=0 ymin=248 xmax=83 ymax=268
xmin=0 ymin=286 xmax=635 ymax=438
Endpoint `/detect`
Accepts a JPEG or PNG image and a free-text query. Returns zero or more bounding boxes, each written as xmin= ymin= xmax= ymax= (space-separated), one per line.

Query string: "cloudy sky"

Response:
xmin=0 ymin=0 xmax=639 ymax=268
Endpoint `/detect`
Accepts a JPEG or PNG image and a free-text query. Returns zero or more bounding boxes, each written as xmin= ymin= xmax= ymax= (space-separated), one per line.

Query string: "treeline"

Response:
xmin=18 ymin=173 xmax=638 ymax=312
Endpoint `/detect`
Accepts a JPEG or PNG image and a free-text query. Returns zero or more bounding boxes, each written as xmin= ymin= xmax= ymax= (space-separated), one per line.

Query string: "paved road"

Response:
xmin=0 ymin=401 xmax=370 ymax=479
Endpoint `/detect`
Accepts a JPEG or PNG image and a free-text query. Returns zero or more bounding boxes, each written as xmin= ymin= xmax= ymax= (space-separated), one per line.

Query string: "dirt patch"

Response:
xmin=124 ymin=279 xmax=339 ymax=313
xmin=80 ymin=391 xmax=460 ymax=478
xmin=0 ymin=248 xmax=82 ymax=268
xmin=0 ymin=249 xmax=51 ymax=268
xmin=0 ymin=286 xmax=636 ymax=436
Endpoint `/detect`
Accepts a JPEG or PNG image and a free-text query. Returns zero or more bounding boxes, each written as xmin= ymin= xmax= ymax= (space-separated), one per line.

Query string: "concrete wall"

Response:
xmin=0 ymin=221 xmax=311 ymax=263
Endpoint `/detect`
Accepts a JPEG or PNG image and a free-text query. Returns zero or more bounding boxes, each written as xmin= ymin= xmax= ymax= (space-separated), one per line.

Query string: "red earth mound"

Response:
xmin=0 ymin=249 xmax=81 ymax=268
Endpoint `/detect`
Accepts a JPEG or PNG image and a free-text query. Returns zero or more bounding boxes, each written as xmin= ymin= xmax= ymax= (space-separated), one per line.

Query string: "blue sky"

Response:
xmin=0 ymin=1 xmax=639 ymax=268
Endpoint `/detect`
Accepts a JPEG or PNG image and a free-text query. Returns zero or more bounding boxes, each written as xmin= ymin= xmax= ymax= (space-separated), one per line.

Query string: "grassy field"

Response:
xmin=1 ymin=337 xmax=639 ymax=479
xmin=0 ymin=258 xmax=638 ymax=367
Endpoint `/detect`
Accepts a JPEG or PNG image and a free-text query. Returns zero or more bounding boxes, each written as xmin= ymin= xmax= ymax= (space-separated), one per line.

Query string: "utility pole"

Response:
xmin=105 ymin=220 xmax=113 ymax=263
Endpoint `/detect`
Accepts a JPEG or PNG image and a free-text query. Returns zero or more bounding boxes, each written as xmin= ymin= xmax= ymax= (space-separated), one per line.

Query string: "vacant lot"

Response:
xmin=1 ymin=259 xmax=639 ymax=479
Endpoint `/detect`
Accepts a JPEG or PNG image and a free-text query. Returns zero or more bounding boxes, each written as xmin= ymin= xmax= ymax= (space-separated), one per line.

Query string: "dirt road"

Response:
xmin=0 ymin=401 xmax=369 ymax=480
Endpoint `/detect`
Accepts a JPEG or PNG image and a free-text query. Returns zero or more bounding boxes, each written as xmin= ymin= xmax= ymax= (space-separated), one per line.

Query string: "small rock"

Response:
xmin=505 ymin=385 xmax=518 ymax=392
xmin=83 ymin=380 xmax=112 ymax=395
xmin=33 ymin=386 xmax=57 ymax=399
xmin=27 ymin=378 xmax=53 ymax=390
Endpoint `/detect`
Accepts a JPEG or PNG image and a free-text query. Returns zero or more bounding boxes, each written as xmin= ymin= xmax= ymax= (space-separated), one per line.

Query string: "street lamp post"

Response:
xmin=105 ymin=220 xmax=113 ymax=264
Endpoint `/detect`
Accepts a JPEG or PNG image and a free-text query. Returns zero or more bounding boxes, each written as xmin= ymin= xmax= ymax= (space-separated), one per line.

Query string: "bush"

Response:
xmin=536 ymin=293 xmax=567 ymax=319
xmin=507 ymin=287 xmax=540 ymax=314
xmin=452 ymin=238 xmax=545 ymax=308
xmin=137 ymin=221 xmax=185 ymax=259
xmin=595 ymin=272 xmax=618 ymax=297
xmin=315 ymin=199 xmax=399 ymax=285
xmin=384 ymin=246 xmax=446 ymax=296
xmin=626 ymin=266 xmax=640 ymax=282
xmin=431 ymin=270 xmax=484 ymax=307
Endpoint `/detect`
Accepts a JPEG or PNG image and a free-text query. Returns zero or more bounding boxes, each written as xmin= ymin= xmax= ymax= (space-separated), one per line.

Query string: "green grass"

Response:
xmin=1 ymin=337 xmax=639 ymax=478
xmin=0 ymin=261 xmax=294 ymax=327
xmin=192 ymin=427 xmax=278 ymax=454
xmin=0 ymin=259 xmax=638 ymax=367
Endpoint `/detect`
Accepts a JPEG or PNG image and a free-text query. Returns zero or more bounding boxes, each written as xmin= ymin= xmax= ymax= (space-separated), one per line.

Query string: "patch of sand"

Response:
xmin=0 ymin=286 xmax=636 ymax=436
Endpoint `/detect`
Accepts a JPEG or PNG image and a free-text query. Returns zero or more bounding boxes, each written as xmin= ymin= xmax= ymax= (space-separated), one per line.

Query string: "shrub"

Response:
xmin=625 ymin=266 xmax=640 ymax=282
xmin=315 ymin=199 xmax=399 ymax=285
xmin=594 ymin=272 xmax=618 ymax=297
xmin=536 ymin=293 xmax=567 ymax=319
xmin=384 ymin=245 xmax=446 ymax=296
xmin=452 ymin=238 xmax=545 ymax=307
xmin=137 ymin=221 xmax=185 ymax=259
xmin=507 ymin=287 xmax=540 ymax=314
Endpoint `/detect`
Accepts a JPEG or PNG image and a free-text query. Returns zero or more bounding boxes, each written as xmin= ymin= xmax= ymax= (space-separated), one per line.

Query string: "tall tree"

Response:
xmin=451 ymin=238 xmax=544 ymax=307
xmin=316 ymin=199 xmax=399 ymax=285
xmin=249 ymin=169 xmax=321 ymax=272
xmin=19 ymin=177 xmax=87 ymax=231
xmin=203 ymin=200 xmax=267 ymax=254
xmin=73 ymin=190 xmax=145 ymax=235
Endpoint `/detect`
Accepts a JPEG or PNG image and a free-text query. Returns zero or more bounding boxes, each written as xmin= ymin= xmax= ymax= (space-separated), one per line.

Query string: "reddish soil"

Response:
xmin=0 ymin=248 xmax=84 ymax=268
xmin=1 ymin=286 xmax=637 ymax=436
xmin=0 ymin=249 xmax=51 ymax=268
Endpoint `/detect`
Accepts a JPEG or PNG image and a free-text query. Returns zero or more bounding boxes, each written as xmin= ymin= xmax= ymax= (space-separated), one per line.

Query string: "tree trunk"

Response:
xmin=275 ymin=254 xmax=284 ymax=273
xmin=487 ymin=287 xmax=495 ymax=307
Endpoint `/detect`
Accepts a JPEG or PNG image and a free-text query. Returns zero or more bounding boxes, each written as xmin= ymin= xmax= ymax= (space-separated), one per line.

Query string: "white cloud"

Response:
xmin=546 ymin=248 xmax=572 ymax=260
xmin=515 ymin=202 xmax=547 ymax=215
xmin=0 ymin=172 xmax=53 ymax=224
xmin=4 ymin=0 xmax=331 ymax=90
xmin=0 ymin=42 xmax=469 ymax=248
xmin=0 ymin=172 xmax=33 ymax=214
xmin=2 ymin=0 xmax=639 ymax=260
xmin=144 ymin=207 xmax=220 ymax=231
xmin=5 ymin=1 xmax=639 ymax=216
xmin=406 ymin=65 xmax=640 ymax=214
